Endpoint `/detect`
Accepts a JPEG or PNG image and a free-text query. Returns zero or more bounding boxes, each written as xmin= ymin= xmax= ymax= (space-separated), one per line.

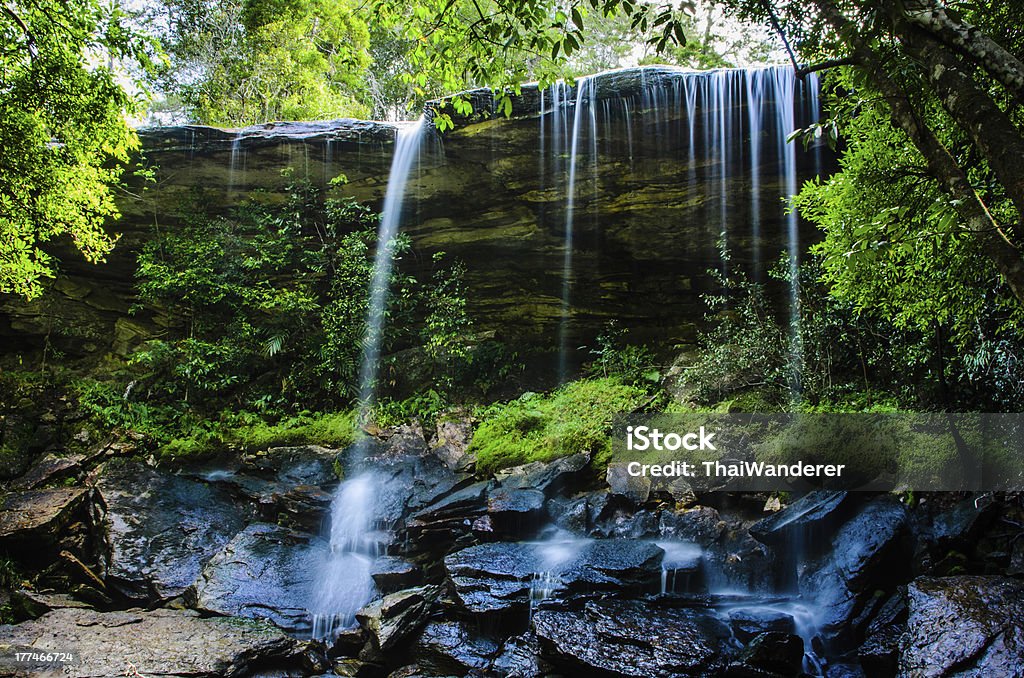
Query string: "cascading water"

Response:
xmin=537 ymin=66 xmax=822 ymax=384
xmin=357 ymin=117 xmax=428 ymax=406
xmin=309 ymin=118 xmax=428 ymax=641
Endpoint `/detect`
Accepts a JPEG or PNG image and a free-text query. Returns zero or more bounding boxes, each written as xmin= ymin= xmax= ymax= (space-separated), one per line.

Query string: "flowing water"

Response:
xmin=537 ymin=66 xmax=822 ymax=381
xmin=309 ymin=118 xmax=428 ymax=641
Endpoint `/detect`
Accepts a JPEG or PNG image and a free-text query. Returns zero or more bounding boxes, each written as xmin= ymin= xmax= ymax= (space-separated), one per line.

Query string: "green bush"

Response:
xmin=158 ymin=410 xmax=356 ymax=458
xmin=470 ymin=377 xmax=649 ymax=472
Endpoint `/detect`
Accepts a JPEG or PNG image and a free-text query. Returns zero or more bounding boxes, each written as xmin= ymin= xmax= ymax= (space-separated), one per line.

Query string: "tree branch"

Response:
xmin=813 ymin=0 xmax=1024 ymax=306
xmin=2 ymin=4 xmax=37 ymax=57
xmin=758 ymin=0 xmax=799 ymax=74
xmin=902 ymin=0 xmax=1024 ymax=100
xmin=795 ymin=56 xmax=860 ymax=79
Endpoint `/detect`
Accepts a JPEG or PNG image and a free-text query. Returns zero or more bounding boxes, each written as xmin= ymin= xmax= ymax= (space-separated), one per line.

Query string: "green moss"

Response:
xmin=469 ymin=377 xmax=649 ymax=473
xmin=159 ymin=410 xmax=356 ymax=459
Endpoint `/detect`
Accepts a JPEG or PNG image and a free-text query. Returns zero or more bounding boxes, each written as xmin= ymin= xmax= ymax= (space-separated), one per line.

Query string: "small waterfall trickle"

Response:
xmin=655 ymin=540 xmax=702 ymax=594
xmin=310 ymin=118 xmax=428 ymax=641
xmin=228 ymin=132 xmax=245 ymax=194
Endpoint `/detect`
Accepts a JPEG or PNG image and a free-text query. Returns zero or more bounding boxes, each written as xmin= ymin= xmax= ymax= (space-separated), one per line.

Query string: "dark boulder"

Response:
xmin=491 ymin=633 xmax=548 ymax=678
xmin=411 ymin=620 xmax=500 ymax=674
xmin=799 ymin=497 xmax=912 ymax=649
xmin=727 ymin=608 xmax=797 ymax=643
xmin=190 ymin=523 xmax=325 ymax=634
xmin=737 ymin=632 xmax=804 ymax=675
xmin=928 ymin=496 xmax=997 ymax=549
xmin=750 ymin=491 xmax=850 ymax=546
xmin=606 ymin=462 xmax=653 ymax=504
xmin=0 ymin=487 xmax=100 ymax=566
xmin=486 ymin=487 xmax=545 ymax=535
xmin=356 ymin=585 xmax=439 ymax=653
xmin=97 ymin=460 xmax=246 ymax=602
xmin=494 ymin=453 xmax=590 ymax=495
xmin=899 ymin=576 xmax=1024 ymax=677
xmin=430 ymin=413 xmax=475 ymax=471
xmin=444 ymin=539 xmax=663 ymax=615
xmin=533 ymin=600 xmax=733 ymax=677
xmin=370 ymin=557 xmax=422 ymax=593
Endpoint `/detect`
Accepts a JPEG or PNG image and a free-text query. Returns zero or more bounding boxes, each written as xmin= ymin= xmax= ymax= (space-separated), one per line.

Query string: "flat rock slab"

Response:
xmin=97 ymin=459 xmax=246 ymax=601
xmin=0 ymin=488 xmax=92 ymax=546
xmin=190 ymin=522 xmax=326 ymax=633
xmin=0 ymin=607 xmax=315 ymax=677
xmin=533 ymin=600 xmax=732 ymax=677
xmin=900 ymin=576 xmax=1024 ymax=677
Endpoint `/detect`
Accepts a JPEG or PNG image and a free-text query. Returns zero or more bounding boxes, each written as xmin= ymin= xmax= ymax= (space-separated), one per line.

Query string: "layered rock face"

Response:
xmin=0 ymin=66 xmax=829 ymax=367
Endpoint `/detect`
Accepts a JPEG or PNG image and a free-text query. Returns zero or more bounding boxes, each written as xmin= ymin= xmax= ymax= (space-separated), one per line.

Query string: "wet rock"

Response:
xmin=371 ymin=557 xmax=422 ymax=593
xmin=0 ymin=607 xmax=320 ymax=677
xmin=430 ymin=414 xmax=474 ymax=470
xmin=929 ymin=496 xmax=997 ymax=549
xmin=98 ymin=460 xmax=246 ymax=601
xmin=601 ymin=508 xmax=661 ymax=539
xmin=899 ymin=575 xmax=1024 ymax=677
xmin=409 ymin=480 xmax=490 ymax=524
xmin=411 ymin=620 xmax=500 ymax=674
xmin=737 ymin=632 xmax=804 ymax=675
xmin=9 ymin=453 xmax=85 ymax=491
xmin=274 ymin=484 xmax=334 ymax=532
xmin=831 ymin=499 xmax=910 ymax=592
xmin=356 ymin=585 xmax=439 ymax=652
xmin=378 ymin=423 xmax=429 ymax=458
xmin=660 ymin=506 xmax=726 ymax=546
xmin=661 ymin=507 xmax=776 ymax=591
xmin=606 ymin=462 xmax=652 ymax=503
xmin=533 ymin=600 xmax=732 ymax=676
xmin=8 ymin=589 xmax=91 ymax=620
xmin=727 ymin=608 xmax=797 ymax=643
xmin=0 ymin=487 xmax=97 ymax=562
xmin=547 ymin=495 xmax=589 ymax=533
xmin=858 ymin=623 xmax=902 ymax=676
xmin=799 ymin=497 xmax=912 ymax=649
xmin=241 ymin=444 xmax=341 ymax=486
xmin=486 ymin=487 xmax=545 ymax=534
xmin=190 ymin=523 xmax=325 ymax=633
xmin=653 ymin=476 xmax=698 ymax=507
xmin=494 ymin=453 xmax=590 ymax=495
xmin=445 ymin=539 xmax=663 ymax=614
xmin=750 ymin=490 xmax=850 ymax=545
xmin=491 ymin=633 xmax=547 ymax=678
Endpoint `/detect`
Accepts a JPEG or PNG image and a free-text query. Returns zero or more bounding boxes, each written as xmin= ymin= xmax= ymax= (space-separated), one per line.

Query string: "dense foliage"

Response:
xmin=0 ymin=0 xmax=156 ymax=298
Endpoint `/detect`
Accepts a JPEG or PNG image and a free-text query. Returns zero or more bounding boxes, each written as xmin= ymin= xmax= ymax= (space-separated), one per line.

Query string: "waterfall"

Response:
xmin=356 ymin=117 xmax=427 ymax=406
xmin=310 ymin=473 xmax=382 ymax=639
xmin=557 ymin=77 xmax=591 ymax=383
xmin=310 ymin=118 xmax=427 ymax=641
xmin=536 ymin=66 xmax=821 ymax=383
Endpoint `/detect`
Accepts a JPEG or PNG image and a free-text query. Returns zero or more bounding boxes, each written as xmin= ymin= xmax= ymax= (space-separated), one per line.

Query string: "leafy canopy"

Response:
xmin=0 ymin=0 xmax=157 ymax=298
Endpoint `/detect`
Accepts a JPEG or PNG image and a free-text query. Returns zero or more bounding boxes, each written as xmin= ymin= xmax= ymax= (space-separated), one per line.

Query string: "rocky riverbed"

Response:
xmin=1 ymin=420 xmax=1022 ymax=677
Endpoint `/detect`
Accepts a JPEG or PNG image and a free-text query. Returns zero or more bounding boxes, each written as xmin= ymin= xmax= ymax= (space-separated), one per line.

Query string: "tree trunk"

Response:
xmin=811 ymin=0 xmax=1024 ymax=307
xmin=898 ymin=25 xmax=1024 ymax=232
xmin=902 ymin=0 xmax=1024 ymax=100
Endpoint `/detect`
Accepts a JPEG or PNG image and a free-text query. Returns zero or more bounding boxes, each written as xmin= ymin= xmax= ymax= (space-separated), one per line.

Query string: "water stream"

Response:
xmin=310 ymin=118 xmax=428 ymax=641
